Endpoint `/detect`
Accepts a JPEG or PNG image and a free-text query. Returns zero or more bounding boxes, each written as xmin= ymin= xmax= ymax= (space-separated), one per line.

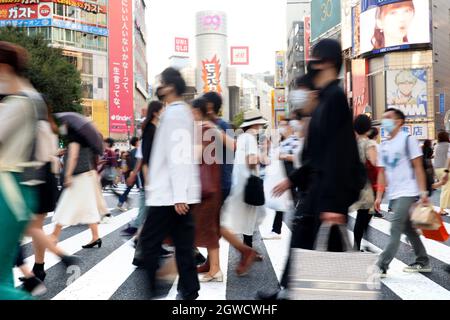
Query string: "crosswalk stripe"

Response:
xmin=349 ymin=211 xmax=450 ymax=264
xmin=346 ymin=230 xmax=450 ymax=300
xmin=52 ymin=241 xmax=137 ymax=300
xmin=21 ymin=208 xmax=117 ymax=246
xmin=13 ymin=209 xmax=138 ymax=288
xmin=260 ymin=210 xmax=291 ymax=282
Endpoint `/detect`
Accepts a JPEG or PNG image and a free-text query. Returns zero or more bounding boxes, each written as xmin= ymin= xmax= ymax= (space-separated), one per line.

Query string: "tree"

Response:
xmin=0 ymin=27 xmax=82 ymax=113
xmin=232 ymin=110 xmax=245 ymax=129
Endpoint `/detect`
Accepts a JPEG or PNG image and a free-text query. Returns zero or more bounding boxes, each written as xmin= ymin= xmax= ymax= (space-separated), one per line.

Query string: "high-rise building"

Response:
xmin=0 ymin=0 xmax=149 ymax=141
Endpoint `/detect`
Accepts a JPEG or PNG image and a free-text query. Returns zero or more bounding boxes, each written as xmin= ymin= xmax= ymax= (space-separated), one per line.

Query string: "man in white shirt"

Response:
xmin=375 ymin=108 xmax=430 ymax=277
xmin=138 ymin=68 xmax=201 ymax=300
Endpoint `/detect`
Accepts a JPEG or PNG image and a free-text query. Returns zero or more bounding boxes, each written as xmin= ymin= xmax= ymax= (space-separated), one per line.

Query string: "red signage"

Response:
xmin=201 ymin=55 xmax=222 ymax=94
xmin=352 ymin=59 xmax=369 ymax=117
xmin=175 ymin=37 xmax=189 ymax=53
xmin=108 ymin=0 xmax=134 ymax=134
xmin=304 ymin=16 xmax=311 ymax=63
xmin=0 ymin=3 xmax=38 ymax=20
xmin=0 ymin=0 xmax=106 ymax=14
xmin=39 ymin=4 xmax=50 ymax=17
xmin=230 ymin=46 xmax=249 ymax=65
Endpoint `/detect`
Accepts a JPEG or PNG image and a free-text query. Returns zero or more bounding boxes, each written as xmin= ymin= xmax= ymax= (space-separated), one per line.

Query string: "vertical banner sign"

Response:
xmin=175 ymin=37 xmax=189 ymax=53
xmin=352 ymin=59 xmax=369 ymax=116
xmin=274 ymin=51 xmax=285 ymax=88
xmin=303 ymin=16 xmax=311 ymax=63
xmin=202 ymin=55 xmax=222 ymax=93
xmin=109 ymin=0 xmax=134 ymax=134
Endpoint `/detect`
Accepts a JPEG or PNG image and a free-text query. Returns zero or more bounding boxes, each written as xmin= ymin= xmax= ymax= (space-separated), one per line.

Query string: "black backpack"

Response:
xmin=404 ymin=135 xmax=434 ymax=196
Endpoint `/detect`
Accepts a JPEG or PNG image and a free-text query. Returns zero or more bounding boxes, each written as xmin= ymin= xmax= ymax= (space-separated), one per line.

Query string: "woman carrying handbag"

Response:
xmin=221 ymin=109 xmax=268 ymax=268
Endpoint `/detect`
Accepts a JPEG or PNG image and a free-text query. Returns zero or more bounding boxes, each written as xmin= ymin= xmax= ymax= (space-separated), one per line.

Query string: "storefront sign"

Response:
xmin=52 ymin=18 xmax=108 ymax=35
xmin=352 ymin=59 xmax=369 ymax=116
xmin=274 ymin=51 xmax=285 ymax=88
xmin=108 ymin=0 xmax=134 ymax=134
xmin=230 ymin=46 xmax=249 ymax=65
xmin=311 ymin=0 xmax=341 ymax=41
xmin=201 ymin=55 xmax=222 ymax=93
xmin=303 ymin=16 xmax=311 ymax=63
xmin=175 ymin=37 xmax=189 ymax=53
xmin=380 ymin=124 xmax=428 ymax=140
xmin=0 ymin=17 xmax=50 ymax=27
xmin=0 ymin=0 xmax=106 ymax=14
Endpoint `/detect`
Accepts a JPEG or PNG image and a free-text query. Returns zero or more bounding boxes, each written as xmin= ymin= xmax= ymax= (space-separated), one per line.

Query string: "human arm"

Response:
xmin=374 ymin=167 xmax=386 ymax=212
xmin=412 ymin=156 xmax=429 ymax=203
xmin=64 ymin=142 xmax=80 ymax=187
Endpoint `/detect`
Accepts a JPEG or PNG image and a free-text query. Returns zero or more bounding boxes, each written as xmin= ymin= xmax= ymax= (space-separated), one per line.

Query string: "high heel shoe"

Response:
xmin=199 ymin=271 xmax=223 ymax=282
xmin=82 ymin=239 xmax=102 ymax=249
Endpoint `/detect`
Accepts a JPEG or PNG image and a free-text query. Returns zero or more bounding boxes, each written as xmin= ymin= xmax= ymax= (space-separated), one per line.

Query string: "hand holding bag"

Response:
xmin=410 ymin=203 xmax=441 ymax=230
xmin=289 ymin=223 xmax=381 ymax=300
xmin=244 ymin=173 xmax=265 ymax=206
xmin=421 ymin=214 xmax=449 ymax=242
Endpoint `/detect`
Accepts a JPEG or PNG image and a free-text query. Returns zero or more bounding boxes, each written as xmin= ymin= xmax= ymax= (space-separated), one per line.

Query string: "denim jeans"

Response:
xmin=377 ymin=196 xmax=429 ymax=270
xmin=130 ymin=188 xmax=147 ymax=229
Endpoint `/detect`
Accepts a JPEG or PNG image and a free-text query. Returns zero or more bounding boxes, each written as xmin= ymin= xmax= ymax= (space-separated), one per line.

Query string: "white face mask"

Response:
xmin=279 ymin=127 xmax=288 ymax=136
xmin=289 ymin=120 xmax=303 ymax=133
xmin=59 ymin=125 xmax=68 ymax=136
xmin=289 ymin=89 xmax=309 ymax=109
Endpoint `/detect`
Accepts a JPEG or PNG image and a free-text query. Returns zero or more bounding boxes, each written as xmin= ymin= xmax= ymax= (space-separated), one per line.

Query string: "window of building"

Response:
xmin=98 ymin=77 xmax=103 ymax=89
xmin=54 ymin=3 xmax=64 ymax=16
xmin=81 ymin=76 xmax=94 ymax=99
xmin=81 ymin=53 xmax=93 ymax=75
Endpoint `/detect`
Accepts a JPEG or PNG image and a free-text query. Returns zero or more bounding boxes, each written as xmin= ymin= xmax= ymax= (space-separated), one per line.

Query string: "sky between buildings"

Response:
xmin=146 ymin=0 xmax=287 ymax=81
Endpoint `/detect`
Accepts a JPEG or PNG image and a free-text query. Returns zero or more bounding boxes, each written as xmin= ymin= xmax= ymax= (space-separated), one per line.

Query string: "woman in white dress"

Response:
xmin=221 ymin=109 xmax=267 ymax=260
xmin=52 ymin=125 xmax=108 ymax=249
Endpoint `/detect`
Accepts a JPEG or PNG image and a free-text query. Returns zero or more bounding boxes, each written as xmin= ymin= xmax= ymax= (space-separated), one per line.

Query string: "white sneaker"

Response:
xmin=100 ymin=215 xmax=112 ymax=224
xmin=262 ymin=232 xmax=282 ymax=240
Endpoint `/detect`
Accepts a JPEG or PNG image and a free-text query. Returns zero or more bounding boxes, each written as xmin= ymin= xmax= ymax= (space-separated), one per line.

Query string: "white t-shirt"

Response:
xmin=135 ymin=144 xmax=143 ymax=160
xmin=379 ymin=131 xmax=422 ymax=200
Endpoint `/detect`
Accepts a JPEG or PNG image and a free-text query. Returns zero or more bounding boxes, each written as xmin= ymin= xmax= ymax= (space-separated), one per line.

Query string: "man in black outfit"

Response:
xmin=258 ymin=39 xmax=364 ymax=300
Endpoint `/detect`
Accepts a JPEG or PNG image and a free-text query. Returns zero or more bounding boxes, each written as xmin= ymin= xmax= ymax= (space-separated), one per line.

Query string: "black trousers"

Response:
xmin=353 ymin=209 xmax=373 ymax=251
xmin=139 ymin=206 xmax=200 ymax=298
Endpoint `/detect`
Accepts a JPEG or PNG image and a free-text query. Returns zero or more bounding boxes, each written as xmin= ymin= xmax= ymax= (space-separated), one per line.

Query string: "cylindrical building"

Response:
xmin=196 ymin=11 xmax=230 ymax=121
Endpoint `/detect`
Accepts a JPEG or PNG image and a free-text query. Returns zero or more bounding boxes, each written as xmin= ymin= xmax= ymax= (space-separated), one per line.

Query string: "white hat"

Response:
xmin=240 ymin=109 xmax=268 ymax=128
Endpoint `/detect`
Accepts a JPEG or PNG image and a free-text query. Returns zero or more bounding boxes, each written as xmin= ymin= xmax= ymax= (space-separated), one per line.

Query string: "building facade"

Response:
xmin=0 ymin=0 xmax=149 ymax=141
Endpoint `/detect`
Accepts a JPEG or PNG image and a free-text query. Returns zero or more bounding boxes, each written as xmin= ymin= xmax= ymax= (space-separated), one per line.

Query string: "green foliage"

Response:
xmin=0 ymin=27 xmax=82 ymax=113
xmin=232 ymin=110 xmax=245 ymax=129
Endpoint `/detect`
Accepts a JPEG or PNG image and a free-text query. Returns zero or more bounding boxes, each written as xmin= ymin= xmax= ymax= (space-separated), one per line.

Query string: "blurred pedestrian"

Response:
xmin=0 ymin=41 xmax=39 ymax=299
xmin=221 ymin=109 xmax=268 ymax=267
xmin=351 ymin=114 xmax=378 ymax=251
xmin=191 ymin=98 xmax=223 ymax=282
xmin=374 ymin=108 xmax=431 ymax=277
xmin=434 ymin=131 xmax=450 ymax=215
xmin=117 ymin=137 xmax=139 ymax=211
xmin=52 ymin=124 xmax=108 ymax=249
xmin=138 ymin=68 xmax=200 ymax=300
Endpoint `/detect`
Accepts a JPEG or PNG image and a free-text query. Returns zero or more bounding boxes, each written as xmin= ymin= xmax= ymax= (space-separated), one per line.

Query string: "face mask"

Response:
xmin=59 ymin=126 xmax=68 ymax=136
xmin=289 ymin=89 xmax=309 ymax=109
xmin=381 ymin=119 xmax=396 ymax=134
xmin=289 ymin=120 xmax=303 ymax=133
xmin=279 ymin=127 xmax=287 ymax=136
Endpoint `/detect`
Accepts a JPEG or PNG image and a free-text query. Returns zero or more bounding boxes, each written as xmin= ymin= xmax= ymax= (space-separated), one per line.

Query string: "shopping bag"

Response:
xmin=263 ymin=158 xmax=293 ymax=212
xmin=422 ymin=215 xmax=449 ymax=242
xmin=410 ymin=203 xmax=441 ymax=230
xmin=289 ymin=224 xmax=380 ymax=300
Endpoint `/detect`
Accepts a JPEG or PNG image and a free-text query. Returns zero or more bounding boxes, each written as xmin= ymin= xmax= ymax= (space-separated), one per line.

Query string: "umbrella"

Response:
xmin=54 ymin=112 xmax=104 ymax=155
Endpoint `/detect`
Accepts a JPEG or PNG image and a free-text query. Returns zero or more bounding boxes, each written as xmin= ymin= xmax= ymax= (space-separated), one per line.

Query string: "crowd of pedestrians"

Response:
xmin=1 ymin=38 xmax=449 ymax=301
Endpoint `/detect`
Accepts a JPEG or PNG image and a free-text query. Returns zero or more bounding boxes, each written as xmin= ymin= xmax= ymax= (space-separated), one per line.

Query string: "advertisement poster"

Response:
xmin=386 ymin=69 xmax=428 ymax=119
xmin=311 ymin=0 xmax=341 ymax=41
xmin=274 ymin=89 xmax=286 ymax=110
xmin=360 ymin=0 xmax=431 ymax=55
xmin=108 ymin=0 xmax=134 ymax=134
xmin=201 ymin=55 xmax=222 ymax=93
xmin=274 ymin=51 xmax=285 ymax=88
xmin=341 ymin=0 xmax=352 ymax=50
xmin=352 ymin=59 xmax=369 ymax=116
xmin=352 ymin=4 xmax=361 ymax=57
xmin=303 ymin=16 xmax=311 ymax=63
xmin=381 ymin=124 xmax=428 ymax=140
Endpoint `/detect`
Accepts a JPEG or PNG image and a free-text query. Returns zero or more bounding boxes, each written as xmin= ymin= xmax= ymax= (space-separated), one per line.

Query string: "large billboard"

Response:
xmin=386 ymin=69 xmax=428 ymax=119
xmin=274 ymin=51 xmax=285 ymax=88
xmin=201 ymin=54 xmax=222 ymax=93
xmin=360 ymin=0 xmax=431 ymax=56
xmin=108 ymin=0 xmax=134 ymax=134
xmin=0 ymin=0 xmax=106 ymax=14
xmin=311 ymin=0 xmax=341 ymax=41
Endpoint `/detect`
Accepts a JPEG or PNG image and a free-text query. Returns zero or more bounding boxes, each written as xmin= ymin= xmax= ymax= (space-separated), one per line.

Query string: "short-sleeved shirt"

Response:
xmin=216 ymin=118 xmax=234 ymax=192
xmin=280 ymin=135 xmax=301 ymax=155
xmin=379 ymin=131 xmax=422 ymax=200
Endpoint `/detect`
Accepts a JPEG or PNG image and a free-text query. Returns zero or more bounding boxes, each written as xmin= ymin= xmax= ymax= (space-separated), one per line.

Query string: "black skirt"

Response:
xmin=35 ymin=162 xmax=58 ymax=214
